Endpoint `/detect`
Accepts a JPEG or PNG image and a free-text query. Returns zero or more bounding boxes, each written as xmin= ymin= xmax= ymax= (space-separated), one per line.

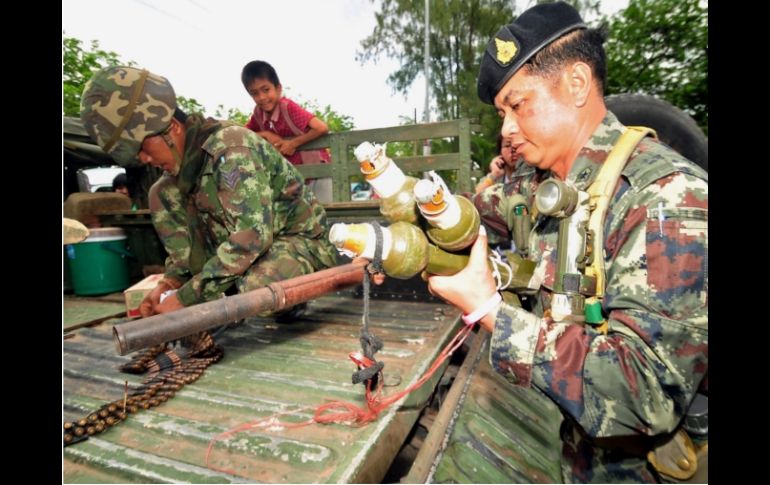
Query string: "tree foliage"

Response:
xmin=176 ymin=96 xmax=207 ymax=116
xmin=357 ymin=0 xmax=513 ymax=168
xmin=63 ymin=36 xmax=268 ymax=126
xmin=603 ymin=0 xmax=708 ymax=134
xmin=356 ymin=1 xmax=602 ymax=172
xmin=63 ymin=36 xmax=131 ymax=117
xmin=213 ymin=105 xmax=250 ymax=125
xmin=298 ymin=98 xmax=356 ymax=133
xmin=358 ymin=0 xmax=708 ymax=169
xmin=63 ymin=36 xmax=202 ymax=120
xmin=534 ymin=0 xmax=602 ymax=20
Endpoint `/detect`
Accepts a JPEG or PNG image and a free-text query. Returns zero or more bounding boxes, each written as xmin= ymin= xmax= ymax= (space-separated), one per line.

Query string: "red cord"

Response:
xmin=205 ymin=323 xmax=475 ymax=473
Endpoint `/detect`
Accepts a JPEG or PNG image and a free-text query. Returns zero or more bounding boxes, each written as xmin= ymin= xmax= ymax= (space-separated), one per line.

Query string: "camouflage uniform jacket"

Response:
xmin=150 ymin=118 xmax=337 ymax=306
xmin=474 ymin=112 xmax=708 ymax=482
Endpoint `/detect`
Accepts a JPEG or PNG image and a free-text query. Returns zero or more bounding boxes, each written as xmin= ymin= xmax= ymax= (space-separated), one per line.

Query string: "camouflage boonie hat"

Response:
xmin=80 ymin=66 xmax=177 ymax=167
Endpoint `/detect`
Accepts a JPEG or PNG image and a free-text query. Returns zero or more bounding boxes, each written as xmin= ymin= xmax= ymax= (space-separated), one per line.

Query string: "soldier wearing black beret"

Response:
xmin=427 ymin=2 xmax=709 ymax=483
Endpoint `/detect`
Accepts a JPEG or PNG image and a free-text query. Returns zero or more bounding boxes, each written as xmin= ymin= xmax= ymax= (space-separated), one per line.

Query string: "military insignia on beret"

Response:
xmin=494 ymin=38 xmax=518 ymax=65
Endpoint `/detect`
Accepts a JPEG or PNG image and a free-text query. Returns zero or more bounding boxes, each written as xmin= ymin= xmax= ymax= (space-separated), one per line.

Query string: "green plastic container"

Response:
xmin=66 ymin=227 xmax=130 ymax=295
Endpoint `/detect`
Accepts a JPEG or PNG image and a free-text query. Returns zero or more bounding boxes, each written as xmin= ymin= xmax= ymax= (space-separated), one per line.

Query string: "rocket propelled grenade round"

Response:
xmin=329 ymin=221 xmax=534 ymax=289
xmin=354 ymin=141 xmax=419 ymax=224
xmin=413 ymin=171 xmax=480 ymax=252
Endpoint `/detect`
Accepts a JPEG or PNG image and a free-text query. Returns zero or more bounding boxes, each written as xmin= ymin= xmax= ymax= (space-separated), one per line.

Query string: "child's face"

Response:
xmin=246 ymin=78 xmax=282 ymax=113
xmin=501 ymin=137 xmax=515 ymax=165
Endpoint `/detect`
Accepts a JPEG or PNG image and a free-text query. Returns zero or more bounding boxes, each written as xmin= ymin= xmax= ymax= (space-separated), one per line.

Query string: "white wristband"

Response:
xmin=461 ymin=292 xmax=502 ymax=326
xmin=159 ymin=289 xmax=177 ymax=304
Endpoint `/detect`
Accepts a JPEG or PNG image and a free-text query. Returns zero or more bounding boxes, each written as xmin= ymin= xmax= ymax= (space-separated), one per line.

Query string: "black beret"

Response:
xmin=477 ymin=2 xmax=586 ymax=105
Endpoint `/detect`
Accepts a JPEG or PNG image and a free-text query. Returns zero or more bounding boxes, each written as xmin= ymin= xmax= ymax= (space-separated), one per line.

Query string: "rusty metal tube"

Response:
xmin=113 ymin=260 xmax=367 ymax=355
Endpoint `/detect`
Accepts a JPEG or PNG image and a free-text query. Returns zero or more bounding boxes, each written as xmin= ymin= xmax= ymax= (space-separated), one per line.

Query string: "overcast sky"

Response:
xmin=63 ymin=0 xmax=628 ymax=130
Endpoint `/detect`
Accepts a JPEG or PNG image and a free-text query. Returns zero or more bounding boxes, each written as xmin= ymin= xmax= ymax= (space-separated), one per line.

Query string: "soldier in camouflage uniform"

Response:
xmin=80 ymin=66 xmax=338 ymax=317
xmin=428 ymin=3 xmax=707 ymax=482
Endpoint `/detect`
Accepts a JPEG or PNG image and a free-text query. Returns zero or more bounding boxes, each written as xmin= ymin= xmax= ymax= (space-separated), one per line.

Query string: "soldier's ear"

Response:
xmin=170 ymin=118 xmax=184 ymax=135
xmin=567 ymin=62 xmax=592 ymax=107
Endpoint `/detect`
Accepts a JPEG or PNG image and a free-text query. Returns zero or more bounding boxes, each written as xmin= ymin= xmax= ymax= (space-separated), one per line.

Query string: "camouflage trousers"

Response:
xmin=307 ymin=177 xmax=333 ymax=204
xmin=235 ymin=236 xmax=322 ymax=317
xmin=560 ymin=418 xmax=661 ymax=483
xmin=201 ymin=234 xmax=334 ymax=310
xmin=235 ymin=236 xmax=320 ymax=291
xmin=188 ymin=234 xmax=331 ymax=316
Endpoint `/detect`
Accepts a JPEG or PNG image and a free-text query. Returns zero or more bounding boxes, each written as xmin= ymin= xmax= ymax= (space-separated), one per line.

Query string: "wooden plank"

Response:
xmin=296 ymin=134 xmax=333 ymax=150
xmin=300 ymin=121 xmax=463 ymax=150
xmin=426 ymin=335 xmax=564 ymax=483
xmin=405 ymin=330 xmax=487 ymax=483
xmin=457 ymin=119 xmax=472 ymax=193
xmin=63 ymin=312 xmax=126 ymax=333
xmin=64 ymin=297 xmax=126 ymax=332
xmin=101 ymin=209 xmax=151 ymax=216
xmin=390 ymin=153 xmax=463 ymax=174
xmin=295 ymin=164 xmax=334 ymax=179
xmin=325 ymin=154 xmax=463 ymax=180
xmin=331 ymin=134 xmax=349 ymax=202
xmin=323 ymin=202 xmax=382 ymax=225
xmin=339 ymin=121 xmax=462 ymax=145
xmin=323 ymin=201 xmax=380 ymax=211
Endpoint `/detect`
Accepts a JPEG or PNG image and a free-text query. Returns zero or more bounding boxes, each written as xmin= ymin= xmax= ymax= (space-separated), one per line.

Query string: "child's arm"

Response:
xmin=255 ymin=130 xmax=283 ymax=146
xmin=245 ymin=113 xmax=283 ymax=146
xmin=275 ymin=117 xmax=329 ymax=156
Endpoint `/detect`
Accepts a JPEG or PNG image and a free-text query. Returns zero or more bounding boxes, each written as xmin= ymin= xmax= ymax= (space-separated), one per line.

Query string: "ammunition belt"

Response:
xmin=63 ymin=331 xmax=223 ymax=446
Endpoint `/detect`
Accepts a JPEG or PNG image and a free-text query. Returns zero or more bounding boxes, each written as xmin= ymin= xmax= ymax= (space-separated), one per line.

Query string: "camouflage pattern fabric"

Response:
xmin=80 ymin=66 xmax=176 ymax=167
xmin=477 ymin=160 xmax=545 ymax=248
xmin=149 ymin=117 xmax=338 ymax=307
xmin=474 ymin=112 xmax=708 ymax=483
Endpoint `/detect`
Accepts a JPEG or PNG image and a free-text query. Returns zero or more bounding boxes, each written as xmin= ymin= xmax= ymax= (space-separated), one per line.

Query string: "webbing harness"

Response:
xmin=583 ymin=126 xmax=655 ymax=333
xmin=585 ymin=126 xmax=656 ymax=298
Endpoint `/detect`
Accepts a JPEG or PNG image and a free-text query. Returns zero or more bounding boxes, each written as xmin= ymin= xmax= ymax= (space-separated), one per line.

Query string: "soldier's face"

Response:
xmin=246 ymin=78 xmax=282 ymax=113
xmin=138 ymin=121 xmax=184 ymax=174
xmin=493 ymin=67 xmax=579 ymax=178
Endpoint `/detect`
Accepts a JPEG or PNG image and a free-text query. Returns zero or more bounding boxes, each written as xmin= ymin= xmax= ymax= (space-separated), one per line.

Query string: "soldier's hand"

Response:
xmin=155 ymin=292 xmax=185 ymax=314
xmin=138 ymin=295 xmax=156 ymax=318
xmin=140 ymin=285 xmax=163 ymax=318
xmin=428 ymin=226 xmax=499 ymax=328
xmin=139 ymin=278 xmax=181 ymax=318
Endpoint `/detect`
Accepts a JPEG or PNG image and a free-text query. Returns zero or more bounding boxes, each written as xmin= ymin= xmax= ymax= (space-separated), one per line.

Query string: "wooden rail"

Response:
xmin=295 ymin=119 xmax=476 ymax=201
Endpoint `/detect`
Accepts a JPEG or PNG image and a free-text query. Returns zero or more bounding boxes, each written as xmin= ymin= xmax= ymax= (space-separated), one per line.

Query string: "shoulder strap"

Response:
xmin=586 ymin=126 xmax=656 ymax=298
xmin=252 ymin=106 xmax=268 ymax=132
xmin=279 ymin=100 xmax=305 ymax=136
